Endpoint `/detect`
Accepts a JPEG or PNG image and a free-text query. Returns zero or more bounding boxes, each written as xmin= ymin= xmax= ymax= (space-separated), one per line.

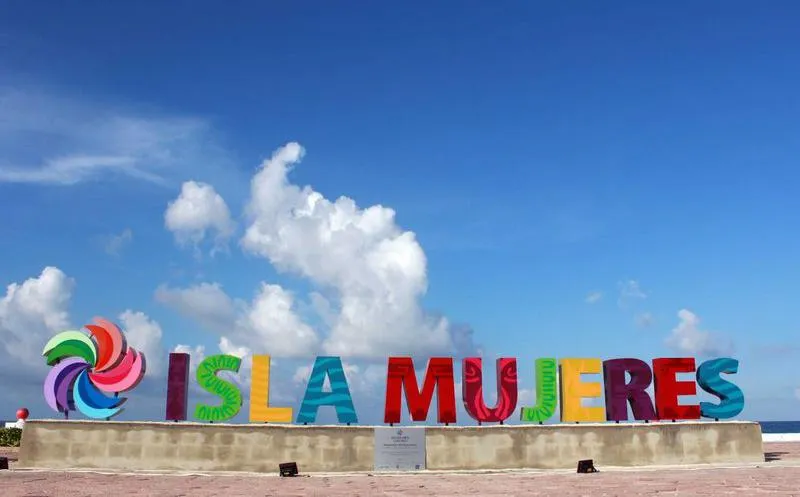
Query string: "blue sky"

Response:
xmin=1 ymin=1 xmax=799 ymax=422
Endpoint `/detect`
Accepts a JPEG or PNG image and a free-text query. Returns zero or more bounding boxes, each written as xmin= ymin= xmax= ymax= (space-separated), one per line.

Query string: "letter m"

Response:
xmin=383 ymin=357 xmax=456 ymax=424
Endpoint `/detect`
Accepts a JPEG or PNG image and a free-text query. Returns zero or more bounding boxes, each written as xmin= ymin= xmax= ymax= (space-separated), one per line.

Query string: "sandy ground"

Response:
xmin=1 ymin=443 xmax=799 ymax=496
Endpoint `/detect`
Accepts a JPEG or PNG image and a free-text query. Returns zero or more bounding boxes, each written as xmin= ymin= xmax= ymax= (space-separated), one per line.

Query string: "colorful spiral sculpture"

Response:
xmin=42 ymin=317 xmax=146 ymax=419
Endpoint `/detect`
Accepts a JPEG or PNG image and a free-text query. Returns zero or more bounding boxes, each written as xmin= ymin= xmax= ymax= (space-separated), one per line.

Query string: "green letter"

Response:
xmin=520 ymin=358 xmax=558 ymax=423
xmin=194 ymin=354 xmax=242 ymax=422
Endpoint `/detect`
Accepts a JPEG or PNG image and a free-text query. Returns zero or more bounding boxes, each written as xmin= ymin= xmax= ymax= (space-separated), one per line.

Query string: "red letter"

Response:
xmin=165 ymin=352 xmax=190 ymax=421
xmin=384 ymin=357 xmax=456 ymax=424
xmin=652 ymin=358 xmax=701 ymax=420
xmin=462 ymin=357 xmax=518 ymax=423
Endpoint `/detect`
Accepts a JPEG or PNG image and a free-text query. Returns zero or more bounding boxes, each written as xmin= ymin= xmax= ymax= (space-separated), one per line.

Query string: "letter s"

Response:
xmin=696 ymin=358 xmax=744 ymax=419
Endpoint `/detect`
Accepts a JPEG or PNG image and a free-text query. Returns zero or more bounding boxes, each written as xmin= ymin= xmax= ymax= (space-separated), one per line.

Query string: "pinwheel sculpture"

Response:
xmin=42 ymin=317 xmax=146 ymax=419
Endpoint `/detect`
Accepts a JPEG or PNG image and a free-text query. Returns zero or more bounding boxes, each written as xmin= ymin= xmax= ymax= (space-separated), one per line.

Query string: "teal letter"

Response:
xmin=696 ymin=358 xmax=744 ymax=419
xmin=297 ymin=356 xmax=357 ymax=424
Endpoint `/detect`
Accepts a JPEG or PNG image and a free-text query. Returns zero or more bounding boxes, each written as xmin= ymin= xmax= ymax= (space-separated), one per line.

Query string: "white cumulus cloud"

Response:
xmin=164 ymin=180 xmax=235 ymax=250
xmin=0 ymin=267 xmax=171 ymax=385
xmin=155 ymin=282 xmax=237 ymax=332
xmin=666 ymin=309 xmax=733 ymax=356
xmin=237 ymin=283 xmax=319 ymax=356
xmin=118 ymin=310 xmax=166 ymax=375
xmin=0 ymin=266 xmax=74 ymax=366
xmin=239 ymin=142 xmax=475 ymax=358
xmin=157 ymin=281 xmax=320 ymax=358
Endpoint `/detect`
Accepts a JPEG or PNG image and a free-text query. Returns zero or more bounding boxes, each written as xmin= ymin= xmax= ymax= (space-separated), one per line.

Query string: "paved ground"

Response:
xmin=2 ymin=443 xmax=799 ymax=496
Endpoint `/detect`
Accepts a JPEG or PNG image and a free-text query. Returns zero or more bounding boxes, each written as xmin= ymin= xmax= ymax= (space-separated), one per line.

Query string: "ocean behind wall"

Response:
xmin=760 ymin=421 xmax=800 ymax=442
xmin=760 ymin=421 xmax=800 ymax=433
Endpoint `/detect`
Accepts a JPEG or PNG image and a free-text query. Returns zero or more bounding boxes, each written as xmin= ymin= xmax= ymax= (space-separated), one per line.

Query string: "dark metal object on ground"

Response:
xmin=279 ymin=462 xmax=299 ymax=477
xmin=577 ymin=459 xmax=598 ymax=473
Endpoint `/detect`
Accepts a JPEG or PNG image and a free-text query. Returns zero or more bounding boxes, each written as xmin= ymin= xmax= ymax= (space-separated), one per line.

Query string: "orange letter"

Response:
xmin=559 ymin=358 xmax=605 ymax=422
xmin=249 ymin=355 xmax=292 ymax=422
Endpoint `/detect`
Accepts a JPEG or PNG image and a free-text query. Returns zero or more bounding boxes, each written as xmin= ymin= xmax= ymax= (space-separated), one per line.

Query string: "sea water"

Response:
xmin=760 ymin=421 xmax=800 ymax=442
xmin=760 ymin=421 xmax=800 ymax=433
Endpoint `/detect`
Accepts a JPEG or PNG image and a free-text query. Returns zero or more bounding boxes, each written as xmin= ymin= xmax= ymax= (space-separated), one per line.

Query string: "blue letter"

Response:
xmin=696 ymin=358 xmax=744 ymax=419
xmin=297 ymin=356 xmax=357 ymax=424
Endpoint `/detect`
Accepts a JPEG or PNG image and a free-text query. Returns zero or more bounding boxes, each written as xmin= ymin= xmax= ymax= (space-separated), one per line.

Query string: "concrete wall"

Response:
xmin=18 ymin=420 xmax=375 ymax=473
xmin=18 ymin=420 xmax=763 ymax=473
xmin=425 ymin=421 xmax=764 ymax=470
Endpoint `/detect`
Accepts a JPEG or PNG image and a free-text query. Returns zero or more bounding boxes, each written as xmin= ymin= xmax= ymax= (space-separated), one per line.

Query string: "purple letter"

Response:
xmin=603 ymin=358 xmax=656 ymax=421
xmin=165 ymin=352 xmax=190 ymax=421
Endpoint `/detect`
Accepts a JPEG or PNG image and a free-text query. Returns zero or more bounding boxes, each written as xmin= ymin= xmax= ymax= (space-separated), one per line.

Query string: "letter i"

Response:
xmin=165 ymin=352 xmax=190 ymax=421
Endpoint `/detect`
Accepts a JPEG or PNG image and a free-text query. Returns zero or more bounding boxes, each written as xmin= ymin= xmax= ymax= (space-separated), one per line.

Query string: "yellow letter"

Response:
xmin=249 ymin=355 xmax=293 ymax=422
xmin=559 ymin=358 xmax=605 ymax=422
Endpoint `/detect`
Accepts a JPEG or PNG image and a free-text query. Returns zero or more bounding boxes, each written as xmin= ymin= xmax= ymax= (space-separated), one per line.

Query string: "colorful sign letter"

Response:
xmin=384 ymin=357 xmax=456 ymax=424
xmin=165 ymin=352 xmax=190 ymax=421
xmin=520 ymin=358 xmax=558 ymax=423
xmin=249 ymin=354 xmax=293 ymax=422
xmin=603 ymin=358 xmax=656 ymax=421
xmin=42 ymin=317 xmax=146 ymax=419
xmin=297 ymin=356 xmax=357 ymax=424
xmin=462 ymin=357 xmax=518 ymax=423
xmin=696 ymin=358 xmax=744 ymax=419
xmin=559 ymin=358 xmax=605 ymax=422
xmin=194 ymin=354 xmax=243 ymax=422
xmin=652 ymin=357 xmax=701 ymax=420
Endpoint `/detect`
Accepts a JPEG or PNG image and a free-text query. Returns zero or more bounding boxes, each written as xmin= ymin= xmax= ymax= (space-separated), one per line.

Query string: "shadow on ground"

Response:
xmin=765 ymin=452 xmax=788 ymax=462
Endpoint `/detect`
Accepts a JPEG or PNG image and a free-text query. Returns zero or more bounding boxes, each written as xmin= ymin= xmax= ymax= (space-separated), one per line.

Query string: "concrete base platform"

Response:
xmin=17 ymin=420 xmax=764 ymax=473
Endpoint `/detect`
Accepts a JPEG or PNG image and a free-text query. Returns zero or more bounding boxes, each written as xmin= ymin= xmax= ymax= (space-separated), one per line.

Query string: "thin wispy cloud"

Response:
xmin=104 ymin=228 xmax=133 ymax=256
xmin=752 ymin=343 xmax=800 ymax=358
xmin=0 ymin=87 xmax=230 ymax=186
xmin=617 ymin=279 xmax=647 ymax=308
xmin=635 ymin=311 xmax=654 ymax=328
xmin=585 ymin=291 xmax=602 ymax=304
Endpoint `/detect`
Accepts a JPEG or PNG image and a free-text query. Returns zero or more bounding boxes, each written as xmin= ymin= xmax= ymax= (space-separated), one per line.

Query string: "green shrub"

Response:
xmin=0 ymin=427 xmax=22 ymax=447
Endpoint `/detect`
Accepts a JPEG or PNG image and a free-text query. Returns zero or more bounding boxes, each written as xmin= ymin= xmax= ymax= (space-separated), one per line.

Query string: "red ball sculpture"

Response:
xmin=16 ymin=408 xmax=29 ymax=420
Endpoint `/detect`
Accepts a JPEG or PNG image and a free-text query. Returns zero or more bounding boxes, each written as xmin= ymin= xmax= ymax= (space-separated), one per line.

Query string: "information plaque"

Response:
xmin=373 ymin=426 xmax=426 ymax=471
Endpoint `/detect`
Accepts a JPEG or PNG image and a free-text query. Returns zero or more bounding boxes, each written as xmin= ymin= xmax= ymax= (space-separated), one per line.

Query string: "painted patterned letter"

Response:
xmin=165 ymin=352 xmax=190 ymax=421
xmin=249 ymin=355 xmax=293 ymax=423
xmin=652 ymin=357 xmax=701 ymax=420
xmin=559 ymin=358 xmax=605 ymax=422
xmin=696 ymin=358 xmax=744 ymax=419
xmin=297 ymin=356 xmax=358 ymax=424
xmin=384 ymin=357 xmax=456 ymax=424
xmin=194 ymin=354 xmax=243 ymax=422
xmin=462 ymin=357 xmax=518 ymax=423
xmin=520 ymin=358 xmax=558 ymax=423
xmin=603 ymin=358 xmax=656 ymax=421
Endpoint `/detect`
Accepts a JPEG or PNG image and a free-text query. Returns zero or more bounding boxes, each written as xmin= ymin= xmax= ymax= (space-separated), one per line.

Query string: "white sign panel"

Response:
xmin=373 ymin=427 xmax=426 ymax=471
